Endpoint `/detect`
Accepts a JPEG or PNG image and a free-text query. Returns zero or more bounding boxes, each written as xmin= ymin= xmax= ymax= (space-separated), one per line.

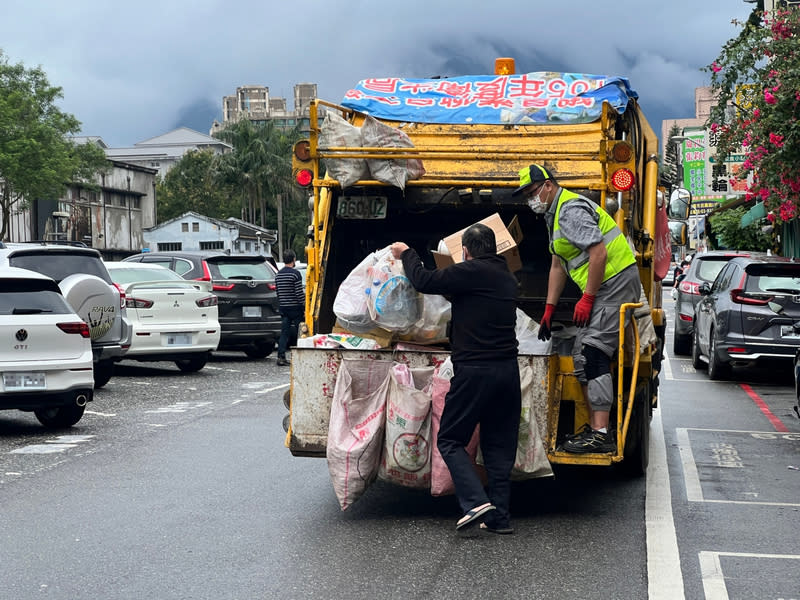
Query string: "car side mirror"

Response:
xmin=668 ymin=188 xmax=692 ymax=220
xmin=699 ymin=282 xmax=712 ymax=296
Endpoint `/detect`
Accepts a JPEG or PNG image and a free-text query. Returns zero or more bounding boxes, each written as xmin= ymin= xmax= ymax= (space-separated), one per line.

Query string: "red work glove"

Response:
xmin=538 ymin=303 xmax=556 ymax=341
xmin=573 ymin=293 xmax=596 ymax=327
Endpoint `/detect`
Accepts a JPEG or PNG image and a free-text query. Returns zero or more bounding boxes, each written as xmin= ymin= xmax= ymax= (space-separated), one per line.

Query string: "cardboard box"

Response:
xmin=432 ymin=213 xmax=523 ymax=272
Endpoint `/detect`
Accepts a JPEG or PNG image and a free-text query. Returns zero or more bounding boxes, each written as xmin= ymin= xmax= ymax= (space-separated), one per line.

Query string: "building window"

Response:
xmin=182 ymin=223 xmax=189 ymax=232
xmin=199 ymin=241 xmax=224 ymax=250
xmin=192 ymin=222 xmax=200 ymax=232
xmin=245 ymin=241 xmax=251 ymax=251
xmin=130 ymin=197 xmax=140 ymax=209
xmin=158 ymin=242 xmax=182 ymax=251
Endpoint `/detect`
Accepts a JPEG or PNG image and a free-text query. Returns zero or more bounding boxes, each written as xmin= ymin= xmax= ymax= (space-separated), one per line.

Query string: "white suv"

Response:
xmin=0 ymin=242 xmax=132 ymax=387
xmin=0 ymin=267 xmax=94 ymax=428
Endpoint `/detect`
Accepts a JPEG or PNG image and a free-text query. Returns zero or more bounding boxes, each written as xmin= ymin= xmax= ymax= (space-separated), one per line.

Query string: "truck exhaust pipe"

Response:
xmin=75 ymin=394 xmax=89 ymax=407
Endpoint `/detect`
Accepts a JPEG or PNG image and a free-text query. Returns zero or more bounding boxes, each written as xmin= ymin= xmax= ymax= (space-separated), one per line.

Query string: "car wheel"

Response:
xmin=175 ymin=353 xmax=209 ymax=373
xmin=691 ymin=328 xmax=705 ymax=370
xmin=673 ymin=332 xmax=691 ymax=356
xmin=244 ymin=340 xmax=275 ymax=359
xmin=707 ymin=329 xmax=730 ymax=381
xmin=34 ymin=402 xmax=87 ymax=429
xmin=93 ymin=360 xmax=114 ymax=389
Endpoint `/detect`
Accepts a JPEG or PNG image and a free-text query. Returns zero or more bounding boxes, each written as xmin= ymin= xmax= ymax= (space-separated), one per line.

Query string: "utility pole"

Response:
xmin=276 ymin=192 xmax=284 ymax=262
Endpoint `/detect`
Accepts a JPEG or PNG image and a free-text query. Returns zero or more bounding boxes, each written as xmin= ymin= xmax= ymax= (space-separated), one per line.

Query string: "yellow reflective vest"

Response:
xmin=550 ymin=189 xmax=636 ymax=291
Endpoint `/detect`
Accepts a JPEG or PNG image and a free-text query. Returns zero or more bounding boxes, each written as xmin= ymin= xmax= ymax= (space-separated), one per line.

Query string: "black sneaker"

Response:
xmin=564 ymin=423 xmax=593 ymax=441
xmin=561 ymin=428 xmax=615 ymax=454
xmin=276 ymin=358 xmax=290 ymax=366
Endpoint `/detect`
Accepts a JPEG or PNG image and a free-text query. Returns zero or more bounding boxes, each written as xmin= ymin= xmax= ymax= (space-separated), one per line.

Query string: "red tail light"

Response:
xmin=268 ymin=283 xmax=276 ymax=291
xmin=730 ymin=288 xmax=771 ymax=305
xmin=57 ymin=322 xmax=91 ymax=338
xmin=196 ymin=295 xmax=218 ymax=307
xmin=126 ymin=297 xmax=154 ymax=309
xmin=611 ymin=168 xmax=635 ymax=191
xmin=112 ymin=282 xmax=126 ymax=309
xmin=679 ymin=280 xmax=700 ymax=295
xmin=195 ymin=261 xmax=212 ymax=282
xmin=212 ymin=283 xmax=235 ymax=291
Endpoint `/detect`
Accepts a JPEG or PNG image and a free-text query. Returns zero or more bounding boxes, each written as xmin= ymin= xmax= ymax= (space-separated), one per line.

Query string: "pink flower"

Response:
xmin=765 ymin=90 xmax=777 ymax=105
xmin=779 ymin=201 xmax=796 ymax=222
xmin=753 ymin=108 xmax=760 ymax=118
xmin=710 ymin=122 xmax=719 ymax=132
xmin=769 ymin=132 xmax=785 ymax=147
xmin=711 ymin=61 xmax=722 ymax=73
xmin=760 ymin=188 xmax=770 ymax=201
xmin=767 ymin=212 xmax=776 ymax=223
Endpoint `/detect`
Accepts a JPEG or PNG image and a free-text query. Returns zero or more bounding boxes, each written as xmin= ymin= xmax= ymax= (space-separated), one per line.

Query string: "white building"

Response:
xmin=105 ymin=128 xmax=232 ymax=179
xmin=141 ymin=211 xmax=277 ymax=256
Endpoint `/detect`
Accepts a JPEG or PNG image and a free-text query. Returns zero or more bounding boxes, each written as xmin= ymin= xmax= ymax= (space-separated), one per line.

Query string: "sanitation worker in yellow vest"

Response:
xmin=512 ymin=164 xmax=640 ymax=453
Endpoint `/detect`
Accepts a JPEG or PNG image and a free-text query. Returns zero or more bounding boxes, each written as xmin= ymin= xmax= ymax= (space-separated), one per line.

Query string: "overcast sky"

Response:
xmin=3 ymin=0 xmax=753 ymax=148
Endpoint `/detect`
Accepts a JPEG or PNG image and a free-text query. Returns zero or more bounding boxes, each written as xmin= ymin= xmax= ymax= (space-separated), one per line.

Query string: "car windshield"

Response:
xmin=9 ymin=252 xmax=110 ymax=283
xmin=208 ymin=259 xmax=275 ymax=281
xmin=695 ymin=259 xmax=733 ymax=283
xmin=109 ymin=267 xmax=185 ymax=284
xmin=745 ymin=267 xmax=800 ymax=294
xmin=0 ymin=283 xmax=72 ymax=315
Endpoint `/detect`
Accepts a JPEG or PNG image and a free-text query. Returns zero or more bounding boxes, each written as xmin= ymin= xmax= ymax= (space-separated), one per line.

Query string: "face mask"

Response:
xmin=528 ymin=185 xmax=548 ymax=213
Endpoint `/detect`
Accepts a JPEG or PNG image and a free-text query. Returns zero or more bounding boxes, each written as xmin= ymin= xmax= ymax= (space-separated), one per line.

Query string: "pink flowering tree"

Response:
xmin=705 ymin=8 xmax=800 ymax=224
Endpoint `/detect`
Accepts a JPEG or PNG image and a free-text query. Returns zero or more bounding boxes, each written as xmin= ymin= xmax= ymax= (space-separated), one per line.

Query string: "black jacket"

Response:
xmin=401 ymin=249 xmax=518 ymax=363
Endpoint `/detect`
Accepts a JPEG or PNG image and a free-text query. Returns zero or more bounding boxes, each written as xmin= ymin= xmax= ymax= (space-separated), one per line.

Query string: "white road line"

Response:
xmin=663 ymin=350 xmax=675 ymax=380
xmin=700 ymin=551 xmax=800 ymax=600
xmin=253 ymin=383 xmax=290 ymax=395
xmin=647 ymin=409 xmax=685 ymax=600
xmin=677 ymin=428 xmax=704 ymax=502
xmin=85 ymin=410 xmax=116 ymax=417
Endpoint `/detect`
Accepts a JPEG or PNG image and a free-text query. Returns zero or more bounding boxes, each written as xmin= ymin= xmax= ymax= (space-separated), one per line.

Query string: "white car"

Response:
xmin=0 ymin=267 xmax=94 ymax=428
xmin=105 ymin=262 xmax=220 ymax=372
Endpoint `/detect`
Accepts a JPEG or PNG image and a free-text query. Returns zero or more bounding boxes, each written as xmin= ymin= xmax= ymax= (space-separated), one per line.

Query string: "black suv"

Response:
xmin=123 ymin=251 xmax=280 ymax=358
xmin=693 ymin=255 xmax=800 ymax=379
xmin=0 ymin=242 xmax=132 ymax=387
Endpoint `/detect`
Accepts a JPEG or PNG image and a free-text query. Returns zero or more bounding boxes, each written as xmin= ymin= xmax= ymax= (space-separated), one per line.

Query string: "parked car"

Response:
xmin=692 ymin=255 xmax=800 ymax=380
xmin=0 ymin=242 xmax=131 ymax=387
xmin=0 ymin=267 xmax=94 ymax=427
xmin=673 ymin=250 xmax=760 ymax=355
xmin=122 ymin=251 xmax=280 ymax=358
xmin=105 ymin=262 xmax=221 ymax=372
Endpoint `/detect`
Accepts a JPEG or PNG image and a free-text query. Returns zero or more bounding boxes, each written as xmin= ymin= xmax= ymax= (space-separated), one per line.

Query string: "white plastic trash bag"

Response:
xmin=365 ymin=247 xmax=421 ymax=332
xmin=327 ymin=359 xmax=393 ymax=511
xmin=361 ymin=116 xmax=426 ymax=190
xmin=333 ymin=251 xmax=380 ymax=333
xmin=511 ymin=365 xmax=554 ymax=480
xmin=319 ymin=111 xmax=368 ymax=188
xmin=515 ymin=308 xmax=552 ymax=354
xmin=407 ymin=294 xmax=451 ymax=342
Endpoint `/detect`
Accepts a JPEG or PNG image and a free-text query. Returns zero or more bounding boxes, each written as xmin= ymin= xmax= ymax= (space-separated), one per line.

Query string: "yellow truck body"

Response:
xmin=285 ymin=63 xmax=665 ymax=476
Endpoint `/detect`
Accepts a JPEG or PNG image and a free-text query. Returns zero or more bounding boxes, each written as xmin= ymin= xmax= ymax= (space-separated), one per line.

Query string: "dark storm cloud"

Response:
xmin=1 ymin=0 xmax=753 ymax=147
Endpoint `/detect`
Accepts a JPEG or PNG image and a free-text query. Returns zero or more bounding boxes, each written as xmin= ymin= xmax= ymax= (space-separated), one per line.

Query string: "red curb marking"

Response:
xmin=740 ymin=383 xmax=789 ymax=433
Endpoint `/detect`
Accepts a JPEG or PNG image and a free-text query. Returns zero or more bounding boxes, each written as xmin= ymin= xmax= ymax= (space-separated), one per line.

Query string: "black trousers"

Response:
xmin=278 ymin=306 xmax=304 ymax=358
xmin=437 ymin=359 xmax=521 ymax=527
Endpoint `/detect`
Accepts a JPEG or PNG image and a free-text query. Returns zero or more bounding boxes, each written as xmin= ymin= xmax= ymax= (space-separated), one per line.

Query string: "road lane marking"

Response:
xmin=254 ymin=383 xmax=290 ymax=395
xmin=10 ymin=435 xmax=95 ymax=454
xmin=145 ymin=401 xmax=212 ymax=414
xmin=678 ymin=427 xmax=800 ymax=507
xmin=699 ymin=551 xmax=800 ymax=600
xmin=647 ymin=409 xmax=685 ymax=600
xmin=739 ymin=383 xmax=789 ymax=432
xmin=85 ymin=410 xmax=116 ymax=417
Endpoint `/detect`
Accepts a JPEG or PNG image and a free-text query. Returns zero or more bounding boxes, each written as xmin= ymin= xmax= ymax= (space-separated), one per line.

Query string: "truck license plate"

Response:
xmin=3 ymin=371 xmax=46 ymax=391
xmin=242 ymin=306 xmax=262 ymax=318
xmin=337 ymin=196 xmax=388 ymax=220
xmin=165 ymin=333 xmax=192 ymax=346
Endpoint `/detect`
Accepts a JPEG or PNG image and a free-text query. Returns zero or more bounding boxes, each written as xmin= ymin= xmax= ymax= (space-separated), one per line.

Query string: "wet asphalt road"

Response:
xmin=0 ymin=302 xmax=798 ymax=600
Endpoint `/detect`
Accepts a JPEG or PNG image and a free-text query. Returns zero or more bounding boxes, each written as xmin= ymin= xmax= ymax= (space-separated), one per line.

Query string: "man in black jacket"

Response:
xmin=391 ymin=223 xmax=520 ymax=534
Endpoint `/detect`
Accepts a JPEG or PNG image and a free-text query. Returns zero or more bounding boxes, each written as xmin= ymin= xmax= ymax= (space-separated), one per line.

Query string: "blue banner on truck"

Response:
xmin=341 ymin=72 xmax=637 ymax=125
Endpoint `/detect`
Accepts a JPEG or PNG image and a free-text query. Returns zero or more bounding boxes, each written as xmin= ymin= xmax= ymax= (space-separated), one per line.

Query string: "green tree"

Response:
xmin=705 ymin=6 xmax=800 ymax=225
xmin=708 ymin=205 xmax=772 ymax=251
xmin=156 ymin=149 xmax=238 ymax=222
xmin=0 ymin=51 xmax=108 ymax=240
xmin=662 ymin=123 xmax=683 ymax=188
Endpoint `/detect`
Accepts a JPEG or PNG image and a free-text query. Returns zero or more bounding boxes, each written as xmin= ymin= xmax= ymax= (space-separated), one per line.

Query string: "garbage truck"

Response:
xmin=284 ymin=58 xmax=668 ymax=478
